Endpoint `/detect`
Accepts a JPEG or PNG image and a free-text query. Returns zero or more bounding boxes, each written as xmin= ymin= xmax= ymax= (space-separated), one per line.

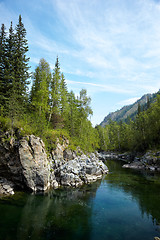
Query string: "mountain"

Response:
xmin=100 ymin=92 xmax=159 ymax=127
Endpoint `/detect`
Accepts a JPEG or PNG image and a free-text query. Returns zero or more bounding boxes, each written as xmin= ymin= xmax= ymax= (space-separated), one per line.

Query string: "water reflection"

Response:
xmin=0 ymin=181 xmax=101 ymax=240
xmin=0 ymin=160 xmax=160 ymax=240
xmin=105 ymin=160 xmax=160 ymax=225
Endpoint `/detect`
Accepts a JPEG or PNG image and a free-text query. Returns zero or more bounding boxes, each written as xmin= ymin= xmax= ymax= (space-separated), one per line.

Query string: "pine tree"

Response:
xmin=59 ymin=73 xmax=68 ymax=113
xmin=6 ymin=16 xmax=30 ymax=133
xmin=59 ymin=72 xmax=69 ymax=127
xmin=4 ymin=22 xmax=15 ymax=110
xmin=13 ymin=15 xmax=30 ymax=106
xmin=50 ymin=56 xmax=62 ymax=128
xmin=137 ymin=102 xmax=141 ymax=115
xmin=0 ymin=23 xmax=7 ymax=112
xmin=147 ymin=95 xmax=150 ymax=109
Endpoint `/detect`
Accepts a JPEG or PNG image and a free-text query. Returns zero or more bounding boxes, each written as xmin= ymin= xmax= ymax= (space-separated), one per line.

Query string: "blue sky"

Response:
xmin=1 ymin=0 xmax=160 ymax=126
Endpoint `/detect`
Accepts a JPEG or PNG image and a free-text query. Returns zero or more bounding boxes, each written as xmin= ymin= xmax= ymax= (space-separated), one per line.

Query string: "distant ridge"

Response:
xmin=100 ymin=91 xmax=159 ymax=127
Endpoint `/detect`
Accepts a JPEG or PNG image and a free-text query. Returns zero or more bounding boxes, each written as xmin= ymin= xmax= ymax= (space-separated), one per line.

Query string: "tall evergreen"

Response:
xmin=13 ymin=15 xmax=30 ymax=105
xmin=147 ymin=95 xmax=150 ymax=109
xmin=50 ymin=56 xmax=62 ymax=128
xmin=0 ymin=23 xmax=7 ymax=111
xmin=137 ymin=102 xmax=141 ymax=115
xmin=4 ymin=22 xmax=15 ymax=109
xmin=59 ymin=72 xmax=69 ymax=127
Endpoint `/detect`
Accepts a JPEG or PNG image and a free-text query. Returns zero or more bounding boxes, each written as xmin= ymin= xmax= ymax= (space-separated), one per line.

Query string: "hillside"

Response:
xmin=100 ymin=92 xmax=158 ymax=127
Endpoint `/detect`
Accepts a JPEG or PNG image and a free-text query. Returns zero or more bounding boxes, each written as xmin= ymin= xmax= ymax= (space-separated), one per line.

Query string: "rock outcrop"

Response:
xmin=53 ymin=154 xmax=108 ymax=187
xmin=0 ymin=178 xmax=15 ymax=195
xmin=0 ymin=134 xmax=108 ymax=195
xmin=123 ymin=151 xmax=160 ymax=171
xmin=98 ymin=152 xmax=133 ymax=162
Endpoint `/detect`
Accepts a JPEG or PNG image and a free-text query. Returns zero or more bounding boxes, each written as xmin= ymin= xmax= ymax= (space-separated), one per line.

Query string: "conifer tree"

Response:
xmin=13 ymin=15 xmax=30 ymax=105
xmin=7 ymin=16 xmax=30 ymax=132
xmin=147 ymin=95 xmax=150 ymax=109
xmin=4 ymin=22 xmax=15 ymax=109
xmin=0 ymin=23 xmax=7 ymax=111
xmin=137 ymin=102 xmax=141 ymax=115
xmin=59 ymin=72 xmax=69 ymax=126
xmin=50 ymin=56 xmax=62 ymax=128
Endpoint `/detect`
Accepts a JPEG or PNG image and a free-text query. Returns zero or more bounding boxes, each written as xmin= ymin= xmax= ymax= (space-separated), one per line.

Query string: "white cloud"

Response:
xmin=66 ymin=79 xmax=132 ymax=94
xmin=118 ymin=97 xmax=140 ymax=106
xmin=1 ymin=0 xmax=160 ymax=125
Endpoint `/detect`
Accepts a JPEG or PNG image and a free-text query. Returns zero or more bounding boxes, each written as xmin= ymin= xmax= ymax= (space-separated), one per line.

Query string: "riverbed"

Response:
xmin=0 ymin=160 xmax=160 ymax=240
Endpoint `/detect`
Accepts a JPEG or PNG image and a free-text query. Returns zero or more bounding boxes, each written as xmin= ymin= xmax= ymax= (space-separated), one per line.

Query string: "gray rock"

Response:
xmin=123 ymin=161 xmax=144 ymax=169
xmin=0 ymin=178 xmax=15 ymax=195
xmin=123 ymin=150 xmax=160 ymax=171
xmin=63 ymin=149 xmax=76 ymax=160
xmin=18 ymin=135 xmax=57 ymax=192
xmin=0 ymin=133 xmax=108 ymax=195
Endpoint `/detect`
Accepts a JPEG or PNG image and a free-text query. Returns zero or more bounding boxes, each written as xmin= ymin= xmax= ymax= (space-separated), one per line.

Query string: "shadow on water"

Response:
xmin=0 ymin=181 xmax=101 ymax=240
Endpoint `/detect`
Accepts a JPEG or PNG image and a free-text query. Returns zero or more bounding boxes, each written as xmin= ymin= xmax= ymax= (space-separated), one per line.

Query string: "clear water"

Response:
xmin=0 ymin=160 xmax=160 ymax=240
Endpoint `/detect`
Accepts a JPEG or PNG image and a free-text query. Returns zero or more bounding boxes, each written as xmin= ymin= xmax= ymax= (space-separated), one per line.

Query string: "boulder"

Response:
xmin=122 ymin=150 xmax=160 ymax=171
xmin=63 ymin=149 xmax=75 ymax=160
xmin=0 ymin=178 xmax=14 ymax=195
xmin=18 ymin=135 xmax=58 ymax=192
xmin=0 ymin=134 xmax=108 ymax=195
xmin=54 ymin=155 xmax=108 ymax=187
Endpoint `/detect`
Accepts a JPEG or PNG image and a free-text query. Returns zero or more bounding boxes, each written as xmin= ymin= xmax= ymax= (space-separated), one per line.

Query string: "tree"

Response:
xmin=67 ymin=90 xmax=78 ymax=136
xmin=137 ymin=102 xmax=141 ymax=115
xmin=4 ymin=22 xmax=15 ymax=110
xmin=0 ymin=23 xmax=7 ymax=111
xmin=30 ymin=58 xmax=51 ymax=129
xmin=13 ymin=15 xmax=30 ymax=106
xmin=147 ymin=95 xmax=150 ymax=109
xmin=50 ymin=56 xmax=62 ymax=128
xmin=59 ymin=72 xmax=69 ymax=127
xmin=59 ymin=73 xmax=68 ymax=113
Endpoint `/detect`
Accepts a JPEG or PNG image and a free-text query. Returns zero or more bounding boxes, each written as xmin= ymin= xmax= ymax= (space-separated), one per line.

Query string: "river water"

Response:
xmin=0 ymin=160 xmax=160 ymax=240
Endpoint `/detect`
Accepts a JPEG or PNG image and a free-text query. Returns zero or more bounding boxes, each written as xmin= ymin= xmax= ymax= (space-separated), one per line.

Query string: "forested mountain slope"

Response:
xmin=100 ymin=92 xmax=158 ymax=127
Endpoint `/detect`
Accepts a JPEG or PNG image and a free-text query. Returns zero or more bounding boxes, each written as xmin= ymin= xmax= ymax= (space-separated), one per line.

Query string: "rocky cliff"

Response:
xmin=0 ymin=134 xmax=108 ymax=196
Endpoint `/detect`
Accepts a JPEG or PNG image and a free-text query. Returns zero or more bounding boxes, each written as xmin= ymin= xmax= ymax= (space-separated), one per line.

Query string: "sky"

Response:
xmin=0 ymin=0 xmax=160 ymax=126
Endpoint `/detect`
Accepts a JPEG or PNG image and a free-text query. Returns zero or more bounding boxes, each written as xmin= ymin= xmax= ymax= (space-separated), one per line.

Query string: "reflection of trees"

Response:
xmin=105 ymin=160 xmax=160 ymax=225
xmin=15 ymin=181 xmax=101 ymax=240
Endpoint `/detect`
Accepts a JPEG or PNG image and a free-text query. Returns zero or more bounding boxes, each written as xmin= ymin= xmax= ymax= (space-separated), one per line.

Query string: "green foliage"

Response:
xmin=98 ymin=93 xmax=160 ymax=152
xmin=42 ymin=129 xmax=70 ymax=153
xmin=0 ymin=16 xmax=100 ymax=153
xmin=0 ymin=116 xmax=11 ymax=132
xmin=101 ymin=93 xmax=158 ymax=127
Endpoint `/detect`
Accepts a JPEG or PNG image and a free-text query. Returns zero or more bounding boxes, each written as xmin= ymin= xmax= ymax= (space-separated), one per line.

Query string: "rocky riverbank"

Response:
xmin=123 ymin=151 xmax=160 ymax=171
xmin=99 ymin=150 xmax=160 ymax=172
xmin=98 ymin=151 xmax=133 ymax=162
xmin=0 ymin=134 xmax=108 ymax=196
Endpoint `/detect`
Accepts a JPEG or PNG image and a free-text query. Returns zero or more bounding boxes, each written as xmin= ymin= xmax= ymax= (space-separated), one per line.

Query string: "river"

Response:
xmin=0 ymin=159 xmax=160 ymax=240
